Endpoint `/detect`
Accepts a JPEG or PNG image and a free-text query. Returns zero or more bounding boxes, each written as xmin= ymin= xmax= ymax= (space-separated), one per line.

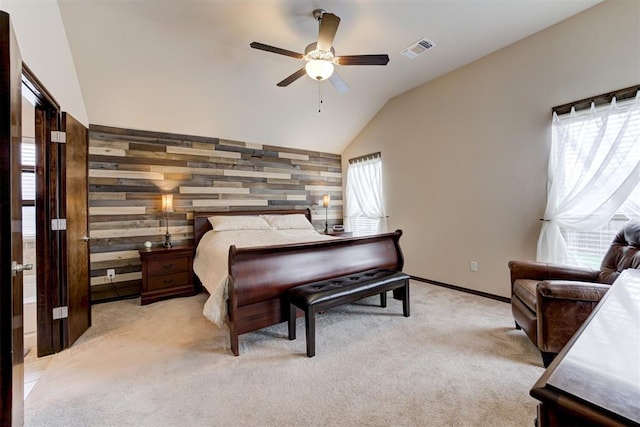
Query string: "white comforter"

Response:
xmin=193 ymin=229 xmax=334 ymax=325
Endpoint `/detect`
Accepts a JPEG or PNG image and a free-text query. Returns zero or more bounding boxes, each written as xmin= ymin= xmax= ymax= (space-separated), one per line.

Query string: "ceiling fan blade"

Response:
xmin=329 ymin=72 xmax=349 ymax=94
xmin=250 ymin=42 xmax=304 ymax=59
xmin=317 ymin=13 xmax=340 ymax=51
xmin=277 ymin=68 xmax=307 ymax=87
xmin=336 ymin=54 xmax=390 ymax=66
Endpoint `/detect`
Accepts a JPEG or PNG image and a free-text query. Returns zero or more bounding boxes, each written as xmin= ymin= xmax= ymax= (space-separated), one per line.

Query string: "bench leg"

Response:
xmin=402 ymin=280 xmax=410 ymax=317
xmin=305 ymin=308 xmax=316 ymax=357
xmin=380 ymin=291 xmax=387 ymax=308
xmin=288 ymin=304 xmax=297 ymax=340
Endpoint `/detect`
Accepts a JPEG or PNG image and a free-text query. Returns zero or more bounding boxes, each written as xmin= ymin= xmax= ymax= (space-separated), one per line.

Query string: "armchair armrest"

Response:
xmin=508 ymin=260 xmax=599 ymax=287
xmin=537 ymin=281 xmax=610 ymax=302
xmin=535 ymin=281 xmax=610 ymax=354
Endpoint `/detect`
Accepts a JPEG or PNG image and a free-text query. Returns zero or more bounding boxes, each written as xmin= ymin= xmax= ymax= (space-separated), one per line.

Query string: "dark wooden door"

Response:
xmin=35 ymin=105 xmax=62 ymax=357
xmin=61 ymin=113 xmax=90 ymax=346
xmin=27 ymin=81 xmax=90 ymax=355
xmin=0 ymin=10 xmax=24 ymax=425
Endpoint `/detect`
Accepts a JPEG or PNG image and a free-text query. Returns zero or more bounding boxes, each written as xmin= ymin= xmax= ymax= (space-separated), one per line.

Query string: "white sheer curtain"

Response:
xmin=537 ymin=91 xmax=640 ymax=264
xmin=345 ymin=154 xmax=387 ymax=235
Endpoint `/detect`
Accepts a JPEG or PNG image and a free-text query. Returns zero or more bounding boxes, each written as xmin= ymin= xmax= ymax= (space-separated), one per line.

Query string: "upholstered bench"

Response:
xmin=286 ymin=268 xmax=410 ymax=357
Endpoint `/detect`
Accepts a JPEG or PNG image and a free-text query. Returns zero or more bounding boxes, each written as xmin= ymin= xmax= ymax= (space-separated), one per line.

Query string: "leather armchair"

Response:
xmin=509 ymin=221 xmax=640 ymax=367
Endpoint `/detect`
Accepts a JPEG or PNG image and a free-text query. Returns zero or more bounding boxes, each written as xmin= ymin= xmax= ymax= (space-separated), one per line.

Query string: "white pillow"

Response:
xmin=262 ymin=214 xmax=314 ymax=230
xmin=208 ymin=215 xmax=271 ymax=231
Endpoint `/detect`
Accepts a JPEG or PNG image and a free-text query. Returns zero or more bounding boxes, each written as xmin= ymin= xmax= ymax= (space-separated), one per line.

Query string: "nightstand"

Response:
xmin=138 ymin=245 xmax=195 ymax=305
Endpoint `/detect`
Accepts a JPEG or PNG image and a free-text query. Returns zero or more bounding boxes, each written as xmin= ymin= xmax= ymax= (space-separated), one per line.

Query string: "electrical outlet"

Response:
xmin=470 ymin=261 xmax=478 ymax=272
xmin=107 ymin=269 xmax=116 ymax=279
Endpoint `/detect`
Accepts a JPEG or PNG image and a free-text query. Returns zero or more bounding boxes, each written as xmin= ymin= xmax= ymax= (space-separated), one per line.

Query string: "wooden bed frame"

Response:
xmin=193 ymin=209 xmax=405 ymax=356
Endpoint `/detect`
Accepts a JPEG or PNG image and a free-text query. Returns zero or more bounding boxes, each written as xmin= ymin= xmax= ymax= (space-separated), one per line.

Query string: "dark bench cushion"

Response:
xmin=287 ymin=268 xmax=410 ymax=307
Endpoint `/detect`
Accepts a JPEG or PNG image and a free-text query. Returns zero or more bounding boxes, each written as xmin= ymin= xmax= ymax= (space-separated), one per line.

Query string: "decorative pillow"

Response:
xmin=208 ymin=215 xmax=271 ymax=231
xmin=262 ymin=214 xmax=314 ymax=230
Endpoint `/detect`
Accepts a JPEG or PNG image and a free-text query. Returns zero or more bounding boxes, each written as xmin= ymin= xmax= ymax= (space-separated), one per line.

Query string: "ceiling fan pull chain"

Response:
xmin=318 ymin=80 xmax=323 ymax=113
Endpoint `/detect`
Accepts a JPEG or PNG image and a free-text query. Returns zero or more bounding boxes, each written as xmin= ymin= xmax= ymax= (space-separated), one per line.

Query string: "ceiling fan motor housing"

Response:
xmin=304 ymin=43 xmax=335 ymax=80
xmin=304 ymin=43 xmax=335 ymax=60
xmin=312 ymin=9 xmax=326 ymax=21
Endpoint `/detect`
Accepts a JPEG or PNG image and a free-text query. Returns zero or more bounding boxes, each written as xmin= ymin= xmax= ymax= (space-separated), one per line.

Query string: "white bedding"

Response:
xmin=193 ymin=228 xmax=334 ymax=326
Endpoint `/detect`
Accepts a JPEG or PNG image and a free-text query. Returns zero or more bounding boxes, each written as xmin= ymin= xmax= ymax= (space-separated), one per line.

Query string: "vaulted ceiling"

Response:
xmin=57 ymin=0 xmax=602 ymax=154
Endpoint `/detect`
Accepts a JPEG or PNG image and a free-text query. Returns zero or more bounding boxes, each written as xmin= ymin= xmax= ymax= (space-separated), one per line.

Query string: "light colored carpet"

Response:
xmin=25 ymin=282 xmax=544 ymax=426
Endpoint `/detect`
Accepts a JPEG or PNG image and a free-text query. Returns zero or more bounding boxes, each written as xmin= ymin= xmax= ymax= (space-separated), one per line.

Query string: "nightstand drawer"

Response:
xmin=147 ymin=272 xmax=189 ymax=291
xmin=147 ymin=257 xmax=189 ymax=276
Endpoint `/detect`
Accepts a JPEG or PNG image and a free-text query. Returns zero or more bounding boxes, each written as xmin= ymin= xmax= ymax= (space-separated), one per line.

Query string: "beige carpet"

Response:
xmin=25 ymin=282 xmax=544 ymax=426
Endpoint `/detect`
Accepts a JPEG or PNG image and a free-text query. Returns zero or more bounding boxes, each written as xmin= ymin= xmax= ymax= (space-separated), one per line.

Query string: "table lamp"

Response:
xmin=162 ymin=194 xmax=173 ymax=248
xmin=322 ymin=194 xmax=330 ymax=233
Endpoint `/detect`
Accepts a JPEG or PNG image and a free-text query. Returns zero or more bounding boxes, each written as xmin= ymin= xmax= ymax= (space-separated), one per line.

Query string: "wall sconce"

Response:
xmin=162 ymin=194 xmax=173 ymax=248
xmin=322 ymin=194 xmax=330 ymax=233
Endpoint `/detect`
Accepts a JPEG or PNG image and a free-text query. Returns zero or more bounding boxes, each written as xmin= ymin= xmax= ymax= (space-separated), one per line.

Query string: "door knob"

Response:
xmin=82 ymin=235 xmax=91 ymax=242
xmin=11 ymin=261 xmax=33 ymax=277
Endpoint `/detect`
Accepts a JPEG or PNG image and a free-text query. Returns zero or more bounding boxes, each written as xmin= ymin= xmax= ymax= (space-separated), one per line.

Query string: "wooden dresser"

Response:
xmin=530 ymin=269 xmax=640 ymax=426
xmin=138 ymin=245 xmax=195 ymax=305
xmin=325 ymin=231 xmax=353 ymax=237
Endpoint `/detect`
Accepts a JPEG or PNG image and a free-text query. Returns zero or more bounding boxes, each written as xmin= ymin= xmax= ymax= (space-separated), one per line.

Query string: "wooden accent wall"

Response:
xmin=88 ymin=125 xmax=343 ymax=303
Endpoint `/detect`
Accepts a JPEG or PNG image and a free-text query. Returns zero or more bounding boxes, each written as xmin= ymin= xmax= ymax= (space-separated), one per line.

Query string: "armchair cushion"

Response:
xmin=512 ymin=279 xmax=538 ymax=310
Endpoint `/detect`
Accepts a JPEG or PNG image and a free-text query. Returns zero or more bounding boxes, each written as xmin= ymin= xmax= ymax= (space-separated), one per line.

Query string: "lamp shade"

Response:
xmin=162 ymin=194 xmax=174 ymax=212
xmin=322 ymin=194 xmax=331 ymax=208
xmin=305 ymin=60 xmax=334 ymax=81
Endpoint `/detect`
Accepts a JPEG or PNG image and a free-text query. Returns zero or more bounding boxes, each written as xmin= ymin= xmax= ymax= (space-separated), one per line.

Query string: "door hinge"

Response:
xmin=51 ymin=130 xmax=66 ymax=143
xmin=53 ymin=306 xmax=68 ymax=320
xmin=51 ymin=218 xmax=67 ymax=231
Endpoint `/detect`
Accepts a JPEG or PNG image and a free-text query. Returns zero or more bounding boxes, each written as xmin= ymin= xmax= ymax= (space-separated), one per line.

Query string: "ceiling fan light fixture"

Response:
xmin=305 ymin=59 xmax=334 ymax=81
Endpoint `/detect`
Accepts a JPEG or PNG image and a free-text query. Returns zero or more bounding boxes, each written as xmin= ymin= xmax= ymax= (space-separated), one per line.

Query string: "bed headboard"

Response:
xmin=193 ymin=208 xmax=312 ymax=248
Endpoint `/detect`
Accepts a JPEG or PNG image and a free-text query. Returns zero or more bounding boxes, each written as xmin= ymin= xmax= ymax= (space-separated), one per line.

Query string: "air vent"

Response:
xmin=401 ymin=38 xmax=436 ymax=59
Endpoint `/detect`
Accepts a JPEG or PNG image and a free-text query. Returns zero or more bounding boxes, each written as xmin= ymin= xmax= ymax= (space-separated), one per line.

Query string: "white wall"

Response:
xmin=342 ymin=0 xmax=640 ymax=298
xmin=1 ymin=0 xmax=88 ymax=125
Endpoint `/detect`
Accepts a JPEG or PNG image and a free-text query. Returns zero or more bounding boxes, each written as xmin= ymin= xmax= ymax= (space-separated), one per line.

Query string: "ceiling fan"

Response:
xmin=250 ymin=9 xmax=389 ymax=94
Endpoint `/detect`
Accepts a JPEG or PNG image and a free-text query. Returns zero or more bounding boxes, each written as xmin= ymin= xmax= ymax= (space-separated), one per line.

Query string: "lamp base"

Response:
xmin=324 ymin=205 xmax=328 ymax=233
xmin=163 ymin=232 xmax=173 ymax=248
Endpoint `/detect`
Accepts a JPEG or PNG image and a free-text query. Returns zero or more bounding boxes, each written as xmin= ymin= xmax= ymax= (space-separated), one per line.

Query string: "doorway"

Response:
xmin=21 ymin=93 xmax=55 ymax=399
xmin=21 ymin=95 xmax=36 ymax=354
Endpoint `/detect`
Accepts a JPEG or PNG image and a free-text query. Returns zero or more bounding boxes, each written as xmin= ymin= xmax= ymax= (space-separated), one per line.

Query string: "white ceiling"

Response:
xmin=57 ymin=0 xmax=602 ymax=154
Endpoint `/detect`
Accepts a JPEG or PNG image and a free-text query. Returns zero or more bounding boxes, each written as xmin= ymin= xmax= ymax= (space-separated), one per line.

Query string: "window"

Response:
xmin=561 ymin=215 xmax=633 ymax=268
xmin=538 ymin=91 xmax=640 ymax=267
xmin=344 ymin=152 xmax=386 ymax=236
xmin=22 ymin=139 xmax=36 ymax=238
